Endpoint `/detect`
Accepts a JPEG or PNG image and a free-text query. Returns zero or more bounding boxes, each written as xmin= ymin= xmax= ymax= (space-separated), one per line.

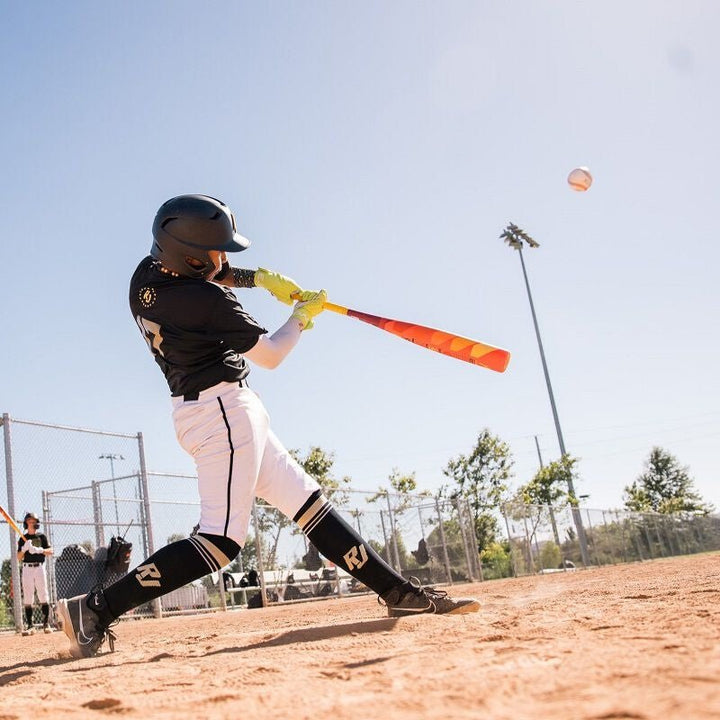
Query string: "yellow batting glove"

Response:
xmin=291 ymin=290 xmax=328 ymax=330
xmin=254 ymin=267 xmax=303 ymax=305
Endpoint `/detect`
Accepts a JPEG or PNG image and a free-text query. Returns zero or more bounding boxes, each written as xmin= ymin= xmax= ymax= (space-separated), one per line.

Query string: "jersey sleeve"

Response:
xmin=209 ymin=290 xmax=267 ymax=353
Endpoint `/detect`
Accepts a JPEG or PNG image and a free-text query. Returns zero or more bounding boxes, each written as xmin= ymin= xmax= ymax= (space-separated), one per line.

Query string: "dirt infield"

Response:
xmin=1 ymin=553 xmax=718 ymax=719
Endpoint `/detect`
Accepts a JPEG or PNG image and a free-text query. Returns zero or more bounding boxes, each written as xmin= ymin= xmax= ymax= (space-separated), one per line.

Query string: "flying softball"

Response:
xmin=567 ymin=166 xmax=593 ymax=191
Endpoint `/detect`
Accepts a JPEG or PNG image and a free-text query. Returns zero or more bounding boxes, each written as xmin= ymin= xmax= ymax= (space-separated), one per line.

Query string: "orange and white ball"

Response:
xmin=567 ymin=166 xmax=593 ymax=192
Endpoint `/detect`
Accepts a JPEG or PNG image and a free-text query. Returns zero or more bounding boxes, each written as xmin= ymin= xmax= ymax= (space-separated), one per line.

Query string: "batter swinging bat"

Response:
xmin=0 ymin=503 xmax=28 ymax=542
xmin=294 ymin=294 xmax=511 ymax=373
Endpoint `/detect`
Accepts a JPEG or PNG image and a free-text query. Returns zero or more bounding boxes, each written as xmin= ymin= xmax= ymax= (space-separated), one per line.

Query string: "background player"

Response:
xmin=58 ymin=194 xmax=479 ymax=658
xmin=17 ymin=512 xmax=54 ymax=635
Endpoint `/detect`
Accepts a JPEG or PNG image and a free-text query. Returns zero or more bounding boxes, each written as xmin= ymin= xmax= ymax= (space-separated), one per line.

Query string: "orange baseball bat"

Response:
xmin=0 ymin=503 xmax=28 ymax=542
xmin=294 ymin=294 xmax=511 ymax=373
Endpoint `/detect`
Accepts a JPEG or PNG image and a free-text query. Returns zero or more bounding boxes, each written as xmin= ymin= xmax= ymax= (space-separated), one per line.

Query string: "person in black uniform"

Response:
xmin=58 ymin=194 xmax=479 ymax=658
xmin=17 ymin=512 xmax=54 ymax=635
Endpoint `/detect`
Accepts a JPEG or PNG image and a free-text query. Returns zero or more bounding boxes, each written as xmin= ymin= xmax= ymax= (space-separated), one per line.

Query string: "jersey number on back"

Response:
xmin=135 ymin=316 xmax=166 ymax=358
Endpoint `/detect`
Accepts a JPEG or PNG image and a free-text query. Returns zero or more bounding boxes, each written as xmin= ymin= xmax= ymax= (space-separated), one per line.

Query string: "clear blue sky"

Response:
xmin=2 ymin=1 xmax=718 ymax=511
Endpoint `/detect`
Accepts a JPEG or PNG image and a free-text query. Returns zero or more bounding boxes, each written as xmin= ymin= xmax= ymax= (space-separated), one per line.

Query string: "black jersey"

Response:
xmin=129 ymin=256 xmax=267 ymax=397
xmin=18 ymin=533 xmax=49 ymax=564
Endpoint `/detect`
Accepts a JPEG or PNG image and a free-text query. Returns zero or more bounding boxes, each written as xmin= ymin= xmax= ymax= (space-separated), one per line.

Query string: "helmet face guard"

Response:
xmin=151 ymin=194 xmax=250 ymax=278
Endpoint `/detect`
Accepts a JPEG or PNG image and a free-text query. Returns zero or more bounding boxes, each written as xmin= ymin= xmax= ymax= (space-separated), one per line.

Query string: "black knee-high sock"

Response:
xmin=41 ymin=603 xmax=49 ymax=625
xmin=24 ymin=606 xmax=33 ymax=627
xmin=98 ymin=533 xmax=239 ymax=620
xmin=293 ymin=491 xmax=405 ymax=597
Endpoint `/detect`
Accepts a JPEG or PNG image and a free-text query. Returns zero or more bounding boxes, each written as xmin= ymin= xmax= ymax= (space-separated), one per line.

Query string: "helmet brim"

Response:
xmin=224 ymin=231 xmax=251 ymax=252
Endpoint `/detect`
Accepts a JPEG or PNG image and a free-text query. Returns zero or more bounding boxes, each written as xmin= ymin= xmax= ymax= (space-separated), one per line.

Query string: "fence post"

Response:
xmin=694 ymin=515 xmax=707 ymax=552
xmin=136 ymin=432 xmax=160 ymax=618
xmin=651 ymin=515 xmax=665 ymax=557
xmin=669 ymin=516 xmax=683 ymax=556
xmin=217 ymin=571 xmax=227 ymax=611
xmin=251 ymin=501 xmax=268 ymax=607
xmin=378 ymin=509 xmax=394 ymax=569
xmin=454 ymin=498 xmax=476 ymax=582
xmin=354 ymin=511 xmax=362 ymax=536
xmin=585 ymin=510 xmax=600 ymax=566
xmin=501 ymin=506 xmax=517 ymax=577
xmin=548 ymin=504 xmax=561 ymax=545
xmin=385 ymin=493 xmax=402 ymax=572
xmin=641 ymin=516 xmax=654 ymax=559
xmin=522 ymin=514 xmax=535 ymax=573
xmin=613 ymin=511 xmax=626 ymax=562
xmin=465 ymin=499 xmax=483 ymax=581
xmin=136 ymin=474 xmax=148 ymax=558
xmin=434 ymin=497 xmax=453 ymax=584
xmin=41 ymin=489 xmax=58 ymax=609
xmin=3 ymin=414 xmax=24 ymax=632
xmin=91 ymin=481 xmax=105 ymax=549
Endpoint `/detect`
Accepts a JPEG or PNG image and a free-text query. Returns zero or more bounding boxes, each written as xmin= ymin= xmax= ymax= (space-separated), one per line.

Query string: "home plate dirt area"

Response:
xmin=1 ymin=552 xmax=718 ymax=720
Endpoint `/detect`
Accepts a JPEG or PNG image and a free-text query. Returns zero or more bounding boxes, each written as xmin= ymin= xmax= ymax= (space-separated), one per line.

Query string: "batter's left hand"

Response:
xmin=291 ymin=289 xmax=327 ymax=330
xmin=255 ymin=268 xmax=303 ymax=305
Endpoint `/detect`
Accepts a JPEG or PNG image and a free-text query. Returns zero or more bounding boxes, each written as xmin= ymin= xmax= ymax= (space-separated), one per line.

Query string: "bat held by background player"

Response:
xmin=0 ymin=502 xmax=28 ymax=542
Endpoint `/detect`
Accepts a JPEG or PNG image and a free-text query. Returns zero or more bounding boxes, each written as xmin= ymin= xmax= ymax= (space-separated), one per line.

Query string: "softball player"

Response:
xmin=17 ymin=512 xmax=54 ymax=635
xmin=58 ymin=194 xmax=479 ymax=658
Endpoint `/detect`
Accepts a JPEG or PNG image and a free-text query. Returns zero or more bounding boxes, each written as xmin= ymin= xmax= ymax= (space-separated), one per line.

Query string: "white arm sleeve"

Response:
xmin=244 ymin=317 xmax=304 ymax=369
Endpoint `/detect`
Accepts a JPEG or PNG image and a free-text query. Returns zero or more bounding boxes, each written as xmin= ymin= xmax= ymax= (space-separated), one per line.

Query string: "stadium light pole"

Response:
xmin=501 ymin=223 xmax=590 ymax=566
xmin=99 ymin=453 xmax=124 ymax=536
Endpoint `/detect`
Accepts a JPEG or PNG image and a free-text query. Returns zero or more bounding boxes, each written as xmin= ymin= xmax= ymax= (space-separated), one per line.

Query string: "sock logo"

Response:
xmin=135 ymin=563 xmax=161 ymax=587
xmin=343 ymin=544 xmax=368 ymax=571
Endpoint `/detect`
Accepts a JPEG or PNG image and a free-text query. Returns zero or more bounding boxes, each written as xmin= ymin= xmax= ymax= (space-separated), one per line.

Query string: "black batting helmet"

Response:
xmin=23 ymin=512 xmax=39 ymax=529
xmin=151 ymin=194 xmax=250 ymax=279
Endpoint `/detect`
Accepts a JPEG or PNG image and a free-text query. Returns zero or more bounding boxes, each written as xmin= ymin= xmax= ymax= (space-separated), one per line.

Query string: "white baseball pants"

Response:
xmin=171 ymin=381 xmax=320 ymax=545
xmin=22 ymin=564 xmax=49 ymax=605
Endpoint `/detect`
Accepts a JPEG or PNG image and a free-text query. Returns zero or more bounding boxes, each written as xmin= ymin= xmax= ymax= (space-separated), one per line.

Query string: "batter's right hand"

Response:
xmin=254 ymin=267 xmax=303 ymax=305
xmin=291 ymin=290 xmax=327 ymax=330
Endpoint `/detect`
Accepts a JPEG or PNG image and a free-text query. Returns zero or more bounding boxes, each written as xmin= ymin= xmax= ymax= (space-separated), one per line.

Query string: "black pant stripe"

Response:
xmin=216 ymin=397 xmax=234 ymax=537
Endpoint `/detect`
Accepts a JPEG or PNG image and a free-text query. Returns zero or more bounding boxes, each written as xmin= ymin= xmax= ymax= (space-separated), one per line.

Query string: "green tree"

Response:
xmin=518 ymin=455 xmax=578 ymax=507
xmin=443 ymin=429 xmax=513 ymax=551
xmin=624 ymin=447 xmax=714 ymax=514
xmin=368 ymin=468 xmax=427 ymax=508
xmin=425 ymin=518 xmax=466 ymax=567
xmin=539 ymin=541 xmax=562 ymax=569
xmin=480 ymin=541 xmax=512 ymax=579
xmin=515 ymin=454 xmax=580 ymax=545
xmin=367 ymin=468 xmax=424 ymax=570
xmin=1 ymin=559 xmax=12 ymax=627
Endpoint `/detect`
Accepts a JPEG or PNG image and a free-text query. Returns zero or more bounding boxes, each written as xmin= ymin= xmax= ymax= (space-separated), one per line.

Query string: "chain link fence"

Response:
xmin=1 ymin=414 xmax=479 ymax=631
xmin=1 ymin=414 xmax=153 ymax=631
xmin=4 ymin=413 xmax=718 ymax=632
xmin=501 ymin=502 xmax=720 ymax=576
